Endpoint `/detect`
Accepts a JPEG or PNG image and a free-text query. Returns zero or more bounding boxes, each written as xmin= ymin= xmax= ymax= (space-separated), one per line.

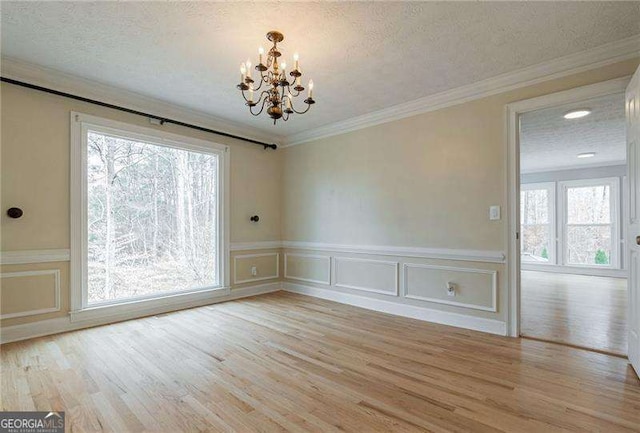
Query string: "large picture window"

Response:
xmin=561 ymin=178 xmax=619 ymax=268
xmin=72 ymin=113 xmax=229 ymax=313
xmin=520 ymin=183 xmax=555 ymax=264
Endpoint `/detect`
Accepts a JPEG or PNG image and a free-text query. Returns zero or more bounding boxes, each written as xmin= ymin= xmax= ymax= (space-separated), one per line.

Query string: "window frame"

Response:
xmin=520 ymin=182 xmax=557 ymax=265
xmin=70 ymin=112 xmax=230 ymax=316
xmin=558 ymin=177 xmax=620 ymax=269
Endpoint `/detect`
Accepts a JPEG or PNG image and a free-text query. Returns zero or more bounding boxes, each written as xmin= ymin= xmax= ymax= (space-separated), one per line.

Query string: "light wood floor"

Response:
xmin=521 ymin=270 xmax=628 ymax=355
xmin=2 ymin=292 xmax=640 ymax=432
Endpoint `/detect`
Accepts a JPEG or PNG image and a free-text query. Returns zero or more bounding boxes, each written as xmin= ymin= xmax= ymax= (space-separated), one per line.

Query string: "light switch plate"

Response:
xmin=489 ymin=205 xmax=501 ymax=221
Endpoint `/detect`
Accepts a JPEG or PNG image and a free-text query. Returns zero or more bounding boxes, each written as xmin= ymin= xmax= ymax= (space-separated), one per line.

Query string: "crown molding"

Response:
xmin=283 ymin=35 xmax=640 ymax=147
xmin=1 ymin=56 xmax=284 ymax=146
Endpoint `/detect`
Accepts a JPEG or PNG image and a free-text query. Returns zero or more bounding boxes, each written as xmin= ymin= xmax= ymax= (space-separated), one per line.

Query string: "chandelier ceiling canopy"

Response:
xmin=237 ymin=30 xmax=315 ymax=125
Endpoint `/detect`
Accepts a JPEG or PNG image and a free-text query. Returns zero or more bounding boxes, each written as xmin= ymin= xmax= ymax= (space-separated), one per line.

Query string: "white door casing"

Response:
xmin=626 ymin=65 xmax=640 ymax=376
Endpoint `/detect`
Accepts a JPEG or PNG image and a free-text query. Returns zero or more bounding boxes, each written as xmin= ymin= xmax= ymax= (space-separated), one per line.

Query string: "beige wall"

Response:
xmin=282 ymin=59 xmax=640 ymax=249
xmin=281 ymin=58 xmax=639 ymax=324
xmin=2 ymin=58 xmax=638 ymax=335
xmin=1 ymin=83 xmax=282 ymax=327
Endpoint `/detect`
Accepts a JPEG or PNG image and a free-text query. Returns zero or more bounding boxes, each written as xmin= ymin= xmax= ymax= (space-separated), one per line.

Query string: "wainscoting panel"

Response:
xmin=333 ymin=257 xmax=398 ymax=295
xmin=0 ymin=269 xmax=61 ymax=319
xmin=403 ymin=264 xmax=497 ymax=312
xmin=234 ymin=253 xmax=279 ymax=284
xmin=284 ymin=253 xmax=331 ymax=285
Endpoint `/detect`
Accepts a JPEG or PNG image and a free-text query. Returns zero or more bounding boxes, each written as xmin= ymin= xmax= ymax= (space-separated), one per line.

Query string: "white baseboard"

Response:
xmin=283 ymin=282 xmax=506 ymax=336
xmin=0 ymin=282 xmax=281 ymax=344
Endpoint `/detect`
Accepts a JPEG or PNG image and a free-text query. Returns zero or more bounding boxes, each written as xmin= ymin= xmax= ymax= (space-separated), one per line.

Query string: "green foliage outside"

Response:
xmin=541 ymin=246 xmax=548 ymax=260
xmin=594 ymin=249 xmax=609 ymax=265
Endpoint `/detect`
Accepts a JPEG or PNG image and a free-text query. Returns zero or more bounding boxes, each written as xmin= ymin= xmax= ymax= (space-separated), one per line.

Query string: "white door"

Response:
xmin=627 ymin=65 xmax=640 ymax=376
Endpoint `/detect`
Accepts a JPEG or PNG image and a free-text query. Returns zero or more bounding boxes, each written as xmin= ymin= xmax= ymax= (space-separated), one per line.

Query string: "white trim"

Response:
xmin=284 ymin=282 xmax=506 ymax=336
xmin=233 ymin=253 xmax=280 ymax=284
xmin=521 ymin=182 xmax=557 ymax=265
xmin=4 ymin=35 xmax=637 ymax=150
xmin=70 ymin=112 xmax=231 ymax=313
xmin=1 ymin=56 xmax=282 ymax=146
xmin=522 ymin=263 xmax=627 ymax=278
xmin=284 ymin=36 xmax=640 ymax=147
xmin=520 ymin=160 xmax=627 ymax=175
xmin=506 ymin=76 xmax=630 ymax=337
xmin=333 ymin=256 xmax=399 ymax=296
xmin=558 ymin=177 xmax=621 ymax=269
xmin=284 ymin=253 xmax=331 ymax=285
xmin=402 ymin=264 xmax=498 ymax=312
xmin=283 ymin=240 xmax=505 ymax=263
xmin=0 ymin=249 xmax=70 ymax=265
xmin=69 ymin=287 xmax=231 ymax=323
xmin=0 ymin=270 xmax=61 ymax=319
xmin=230 ymin=241 xmax=283 ymax=251
xmin=0 ymin=282 xmax=281 ymax=345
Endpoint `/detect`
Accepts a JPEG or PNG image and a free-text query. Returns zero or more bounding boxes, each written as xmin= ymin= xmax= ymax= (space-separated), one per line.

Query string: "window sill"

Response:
xmin=70 ymin=286 xmax=230 ymax=324
xmin=521 ymin=263 xmax=626 ymax=278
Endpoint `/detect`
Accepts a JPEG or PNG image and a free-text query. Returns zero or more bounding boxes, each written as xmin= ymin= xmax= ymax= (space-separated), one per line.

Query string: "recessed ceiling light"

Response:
xmin=577 ymin=152 xmax=596 ymax=158
xmin=564 ymin=109 xmax=591 ymax=119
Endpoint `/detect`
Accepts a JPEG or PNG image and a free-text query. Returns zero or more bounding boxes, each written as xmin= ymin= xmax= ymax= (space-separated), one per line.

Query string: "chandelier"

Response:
xmin=237 ymin=31 xmax=315 ymax=124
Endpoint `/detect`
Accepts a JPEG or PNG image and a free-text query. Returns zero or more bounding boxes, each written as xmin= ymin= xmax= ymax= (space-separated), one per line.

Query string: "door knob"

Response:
xmin=636 ymin=235 xmax=640 ymax=246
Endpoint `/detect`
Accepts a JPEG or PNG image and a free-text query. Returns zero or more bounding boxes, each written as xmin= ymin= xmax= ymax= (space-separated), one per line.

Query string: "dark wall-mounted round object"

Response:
xmin=250 ymin=215 xmax=260 ymax=222
xmin=7 ymin=207 xmax=23 ymax=219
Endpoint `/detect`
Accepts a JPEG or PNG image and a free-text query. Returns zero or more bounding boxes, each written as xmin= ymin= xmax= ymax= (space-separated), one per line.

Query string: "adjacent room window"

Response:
xmin=72 ymin=113 xmax=229 ymax=310
xmin=561 ymin=178 xmax=619 ymax=267
xmin=520 ymin=183 xmax=555 ymax=264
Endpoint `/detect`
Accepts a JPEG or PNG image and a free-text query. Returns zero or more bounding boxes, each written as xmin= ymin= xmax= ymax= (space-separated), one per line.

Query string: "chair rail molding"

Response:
xmin=0 ymin=249 xmax=71 ymax=265
xmin=282 ymin=241 xmax=505 ymax=263
xmin=230 ymin=241 xmax=283 ymax=251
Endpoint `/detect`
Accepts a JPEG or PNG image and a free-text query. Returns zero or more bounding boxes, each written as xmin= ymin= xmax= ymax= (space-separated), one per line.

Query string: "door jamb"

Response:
xmin=505 ymin=76 xmax=630 ymax=338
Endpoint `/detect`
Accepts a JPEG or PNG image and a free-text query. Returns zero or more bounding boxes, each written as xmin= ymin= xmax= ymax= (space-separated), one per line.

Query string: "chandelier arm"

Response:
xmin=290 ymin=100 xmax=313 ymax=115
xmin=240 ymin=88 xmax=253 ymax=104
xmin=249 ymin=94 xmax=270 ymax=116
xmin=251 ymin=76 xmax=264 ymax=92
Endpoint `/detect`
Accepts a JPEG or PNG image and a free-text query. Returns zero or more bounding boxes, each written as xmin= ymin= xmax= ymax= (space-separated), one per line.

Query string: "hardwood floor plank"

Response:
xmin=1 ymin=291 xmax=639 ymax=432
xmin=521 ymin=270 xmax=628 ymax=355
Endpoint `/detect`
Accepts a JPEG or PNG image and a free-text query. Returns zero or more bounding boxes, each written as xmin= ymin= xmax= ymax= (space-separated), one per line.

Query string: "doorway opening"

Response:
xmin=507 ymin=79 xmax=629 ymax=356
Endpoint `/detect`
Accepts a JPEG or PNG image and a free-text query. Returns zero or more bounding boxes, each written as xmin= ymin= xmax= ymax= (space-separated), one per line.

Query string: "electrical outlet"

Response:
xmin=446 ymin=282 xmax=456 ymax=297
xmin=251 ymin=266 xmax=258 ymax=277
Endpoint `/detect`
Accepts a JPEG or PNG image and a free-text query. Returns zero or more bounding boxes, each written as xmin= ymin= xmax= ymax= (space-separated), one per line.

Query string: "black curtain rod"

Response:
xmin=0 ymin=76 xmax=278 ymax=150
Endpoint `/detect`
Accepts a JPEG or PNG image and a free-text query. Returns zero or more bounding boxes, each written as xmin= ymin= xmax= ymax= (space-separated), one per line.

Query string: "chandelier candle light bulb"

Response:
xmin=236 ymin=30 xmax=316 ymax=124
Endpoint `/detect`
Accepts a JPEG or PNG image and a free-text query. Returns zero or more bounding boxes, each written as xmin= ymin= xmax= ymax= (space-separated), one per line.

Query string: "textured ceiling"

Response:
xmin=520 ymin=92 xmax=626 ymax=173
xmin=1 ymin=2 xmax=639 ymax=137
